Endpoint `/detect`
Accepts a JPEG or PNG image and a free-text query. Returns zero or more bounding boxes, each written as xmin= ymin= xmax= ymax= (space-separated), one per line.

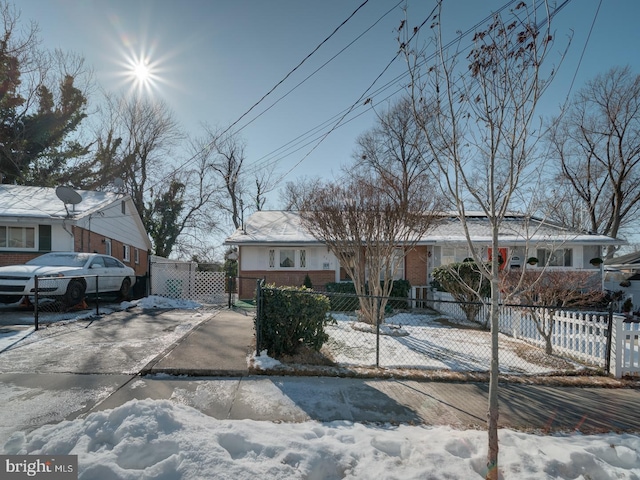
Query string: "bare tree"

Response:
xmin=300 ymin=177 xmax=441 ymax=325
xmin=353 ymin=96 xmax=435 ymax=209
xmin=203 ymin=125 xmax=246 ymax=230
xmin=502 ymin=270 xmax=604 ymax=354
xmin=403 ymin=2 xmax=564 ymax=476
xmin=279 ymin=176 xmax=323 ymax=211
xmin=547 ymin=66 xmax=640 ymax=255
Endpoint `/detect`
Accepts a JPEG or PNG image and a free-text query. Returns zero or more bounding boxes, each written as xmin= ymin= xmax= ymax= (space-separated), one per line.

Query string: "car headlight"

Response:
xmin=39 ymin=273 xmax=65 ymax=278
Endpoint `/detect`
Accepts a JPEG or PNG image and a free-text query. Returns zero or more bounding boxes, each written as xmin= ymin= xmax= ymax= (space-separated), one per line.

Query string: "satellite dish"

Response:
xmin=56 ymin=186 xmax=82 ymax=205
xmin=114 ymin=177 xmax=125 ymax=191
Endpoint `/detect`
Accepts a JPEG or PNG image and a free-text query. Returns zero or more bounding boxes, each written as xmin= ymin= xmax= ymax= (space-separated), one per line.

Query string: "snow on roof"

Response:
xmin=225 ymin=211 xmax=622 ymax=246
xmin=0 ymin=184 xmax=122 ymax=220
xmin=226 ymin=210 xmax=321 ymax=245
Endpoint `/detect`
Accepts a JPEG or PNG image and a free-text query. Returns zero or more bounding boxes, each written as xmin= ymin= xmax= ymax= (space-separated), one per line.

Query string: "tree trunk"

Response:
xmin=486 ymin=231 xmax=500 ymax=480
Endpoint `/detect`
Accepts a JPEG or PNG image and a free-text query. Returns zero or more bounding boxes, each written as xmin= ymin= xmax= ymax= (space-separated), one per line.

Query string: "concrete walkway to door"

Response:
xmin=141 ymin=308 xmax=255 ymax=376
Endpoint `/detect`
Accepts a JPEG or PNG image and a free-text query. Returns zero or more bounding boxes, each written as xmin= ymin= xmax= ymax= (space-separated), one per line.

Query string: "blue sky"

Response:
xmin=16 ymin=0 xmax=640 ymax=209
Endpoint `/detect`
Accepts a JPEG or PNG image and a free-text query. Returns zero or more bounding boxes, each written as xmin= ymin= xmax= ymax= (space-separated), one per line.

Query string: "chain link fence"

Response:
xmin=256 ymin=282 xmax=614 ymax=376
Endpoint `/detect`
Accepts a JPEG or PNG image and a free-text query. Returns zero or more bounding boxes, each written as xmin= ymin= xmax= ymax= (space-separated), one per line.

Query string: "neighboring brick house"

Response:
xmin=0 ymin=185 xmax=152 ymax=276
xmin=225 ymin=210 xmax=623 ymax=300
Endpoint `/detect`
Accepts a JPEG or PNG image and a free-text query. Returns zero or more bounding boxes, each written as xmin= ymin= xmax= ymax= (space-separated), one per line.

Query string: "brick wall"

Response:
xmin=0 ymin=252 xmax=41 ymax=267
xmin=73 ymin=226 xmax=149 ymax=276
xmin=405 ymin=246 xmax=429 ymax=286
xmin=238 ymin=270 xmax=336 ymax=299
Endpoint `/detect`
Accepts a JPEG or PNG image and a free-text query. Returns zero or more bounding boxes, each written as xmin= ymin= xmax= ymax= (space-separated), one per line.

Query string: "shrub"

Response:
xmin=258 ymin=285 xmax=333 ymax=357
xmin=432 ymin=262 xmax=490 ymax=326
xmin=324 ymin=279 xmax=411 ymax=311
xmin=302 ymin=274 xmax=313 ymax=289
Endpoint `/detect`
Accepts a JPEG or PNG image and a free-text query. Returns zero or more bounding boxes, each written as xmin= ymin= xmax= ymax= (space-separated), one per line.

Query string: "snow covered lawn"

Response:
xmin=323 ymin=311 xmax=578 ymax=374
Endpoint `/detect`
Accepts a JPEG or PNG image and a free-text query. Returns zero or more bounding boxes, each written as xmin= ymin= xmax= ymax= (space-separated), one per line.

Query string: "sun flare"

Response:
xmin=120 ymin=51 xmax=163 ymax=95
xmin=132 ymin=60 xmax=151 ymax=83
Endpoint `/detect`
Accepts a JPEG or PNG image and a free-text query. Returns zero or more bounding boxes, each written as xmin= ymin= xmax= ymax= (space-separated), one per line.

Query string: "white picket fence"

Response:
xmin=150 ymin=257 xmax=228 ymax=305
xmin=611 ymin=318 xmax=640 ymax=378
xmin=426 ymin=290 xmax=639 ymax=378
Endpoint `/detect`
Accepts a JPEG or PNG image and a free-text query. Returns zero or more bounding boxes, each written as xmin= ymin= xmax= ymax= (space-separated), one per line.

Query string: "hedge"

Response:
xmin=257 ymin=285 xmax=333 ymax=357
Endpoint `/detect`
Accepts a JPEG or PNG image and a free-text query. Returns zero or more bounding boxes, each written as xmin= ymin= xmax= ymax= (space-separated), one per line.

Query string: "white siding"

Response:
xmin=51 ymin=224 xmax=74 ymax=251
xmin=240 ymin=246 xmax=336 ymax=271
xmin=76 ymin=199 xmax=149 ymax=250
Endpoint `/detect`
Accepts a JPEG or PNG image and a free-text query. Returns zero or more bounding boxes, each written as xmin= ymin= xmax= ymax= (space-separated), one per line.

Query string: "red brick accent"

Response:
xmin=238 ymin=270 xmax=336 ymax=299
xmin=0 ymin=228 xmax=148 ymax=275
xmin=0 ymin=253 xmax=40 ymax=266
xmin=405 ymin=246 xmax=428 ymax=286
xmin=72 ymin=226 xmax=149 ymax=276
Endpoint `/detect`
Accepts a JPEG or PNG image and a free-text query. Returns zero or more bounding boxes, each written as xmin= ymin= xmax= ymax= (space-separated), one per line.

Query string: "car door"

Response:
xmin=104 ymin=256 xmax=127 ymax=292
xmin=87 ymin=256 xmax=111 ymax=293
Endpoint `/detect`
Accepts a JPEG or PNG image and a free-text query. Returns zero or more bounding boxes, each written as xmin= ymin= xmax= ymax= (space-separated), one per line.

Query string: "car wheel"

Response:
xmin=64 ymin=279 xmax=86 ymax=307
xmin=119 ymin=278 xmax=132 ymax=301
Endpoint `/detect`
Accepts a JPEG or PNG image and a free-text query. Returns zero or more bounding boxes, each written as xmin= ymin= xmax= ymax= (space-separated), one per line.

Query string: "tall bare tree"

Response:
xmin=547 ymin=66 xmax=640 ymax=255
xmin=403 ymin=2 xmax=564 ymax=477
xmin=279 ymin=176 xmax=323 ymax=211
xmin=201 ymin=125 xmax=273 ymax=230
xmin=353 ymin=95 xmax=435 ymax=210
xmin=300 ymin=177 xmax=441 ymax=325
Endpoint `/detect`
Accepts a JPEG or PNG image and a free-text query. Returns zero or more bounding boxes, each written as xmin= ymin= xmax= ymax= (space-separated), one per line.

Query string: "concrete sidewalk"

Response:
xmin=89 ymin=374 xmax=640 ymax=433
xmin=91 ymin=308 xmax=640 ymax=433
xmin=141 ymin=308 xmax=255 ymax=376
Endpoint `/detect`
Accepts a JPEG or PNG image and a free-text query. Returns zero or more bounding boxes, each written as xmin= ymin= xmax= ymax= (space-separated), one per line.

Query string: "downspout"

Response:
xmin=61 ymin=218 xmax=74 ymax=250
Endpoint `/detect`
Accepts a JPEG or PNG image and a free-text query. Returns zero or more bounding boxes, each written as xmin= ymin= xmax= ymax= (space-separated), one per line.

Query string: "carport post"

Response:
xmin=34 ymin=275 xmax=39 ymax=331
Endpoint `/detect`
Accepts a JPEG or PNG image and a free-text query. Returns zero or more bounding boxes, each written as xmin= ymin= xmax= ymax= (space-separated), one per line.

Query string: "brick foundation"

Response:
xmin=238 ymin=270 xmax=336 ymax=299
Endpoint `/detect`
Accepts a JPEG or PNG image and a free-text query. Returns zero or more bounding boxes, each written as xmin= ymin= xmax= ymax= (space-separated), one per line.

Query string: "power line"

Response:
xmin=144 ymin=0 xmax=374 ymax=195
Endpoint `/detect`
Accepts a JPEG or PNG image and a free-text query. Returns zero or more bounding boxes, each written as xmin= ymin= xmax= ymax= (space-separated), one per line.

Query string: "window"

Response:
xmin=300 ymin=249 xmax=306 ymax=268
xmin=123 ymin=245 xmax=130 ymax=262
xmin=268 ymin=249 xmax=275 ymax=268
xmin=105 ymin=238 xmax=112 ymax=256
xmin=134 ymin=248 xmax=140 ymax=264
xmin=368 ymin=249 xmax=405 ymax=281
xmin=0 ymin=226 xmax=36 ymax=249
xmin=537 ymin=248 xmax=572 ymax=267
xmin=121 ymin=201 xmax=126 ymax=215
xmin=280 ymin=249 xmax=295 ymax=268
xmin=440 ymin=247 xmax=474 ymax=266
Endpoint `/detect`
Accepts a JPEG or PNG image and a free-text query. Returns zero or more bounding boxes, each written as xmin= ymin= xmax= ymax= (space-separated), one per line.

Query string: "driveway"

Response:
xmin=0 ymin=305 xmax=217 ymax=442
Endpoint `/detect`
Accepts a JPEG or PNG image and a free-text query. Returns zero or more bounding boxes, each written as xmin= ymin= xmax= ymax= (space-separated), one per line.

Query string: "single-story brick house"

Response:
xmin=225 ymin=210 xmax=623 ymax=300
xmin=0 ymin=185 xmax=152 ymax=276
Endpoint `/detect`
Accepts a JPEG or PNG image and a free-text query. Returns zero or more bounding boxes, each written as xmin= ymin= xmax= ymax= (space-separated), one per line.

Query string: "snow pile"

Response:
xmin=3 ymin=398 xmax=640 ymax=479
xmin=123 ymin=295 xmax=201 ymax=310
xmin=252 ymin=350 xmax=283 ymax=369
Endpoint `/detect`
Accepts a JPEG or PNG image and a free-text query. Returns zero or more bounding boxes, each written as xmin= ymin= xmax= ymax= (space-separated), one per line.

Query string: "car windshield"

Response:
xmin=25 ymin=253 xmax=89 ymax=267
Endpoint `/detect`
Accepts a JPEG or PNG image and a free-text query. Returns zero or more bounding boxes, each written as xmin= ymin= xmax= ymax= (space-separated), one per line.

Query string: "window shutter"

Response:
xmin=39 ymin=225 xmax=52 ymax=251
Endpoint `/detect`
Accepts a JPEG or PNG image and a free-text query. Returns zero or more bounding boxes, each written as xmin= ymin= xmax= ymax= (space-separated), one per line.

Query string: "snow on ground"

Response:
xmin=1 ymin=297 xmax=639 ymax=478
xmin=3 ymin=398 xmax=640 ymax=480
xmin=324 ymin=311 xmax=574 ymax=374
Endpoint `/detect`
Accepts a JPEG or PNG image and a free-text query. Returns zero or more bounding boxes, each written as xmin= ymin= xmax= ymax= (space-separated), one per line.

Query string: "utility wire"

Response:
xmin=144 ymin=0 xmax=374 ymax=195
xmin=266 ymin=0 xmax=527 ymax=184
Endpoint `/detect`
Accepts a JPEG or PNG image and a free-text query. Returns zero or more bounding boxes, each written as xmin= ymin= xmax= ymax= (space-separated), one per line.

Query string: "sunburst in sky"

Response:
xmin=124 ymin=51 xmax=160 ymax=94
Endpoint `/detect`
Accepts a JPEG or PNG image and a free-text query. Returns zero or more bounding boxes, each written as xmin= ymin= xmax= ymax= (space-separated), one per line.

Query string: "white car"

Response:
xmin=0 ymin=252 xmax=136 ymax=306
